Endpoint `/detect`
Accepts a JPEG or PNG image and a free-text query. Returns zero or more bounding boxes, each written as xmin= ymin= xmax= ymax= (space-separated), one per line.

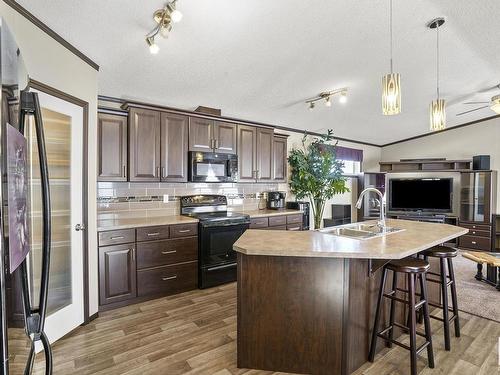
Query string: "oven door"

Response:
xmin=198 ymin=222 xmax=249 ymax=288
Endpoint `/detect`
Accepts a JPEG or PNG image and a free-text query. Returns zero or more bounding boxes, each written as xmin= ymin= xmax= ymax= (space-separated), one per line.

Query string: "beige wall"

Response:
xmin=381 ymin=117 xmax=500 ymax=211
xmin=1 ymin=5 xmax=100 ymax=315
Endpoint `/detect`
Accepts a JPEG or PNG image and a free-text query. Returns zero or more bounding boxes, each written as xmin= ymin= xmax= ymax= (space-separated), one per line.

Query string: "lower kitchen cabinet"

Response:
xmin=249 ymin=214 xmax=303 ymax=231
xmin=98 ymin=244 xmax=137 ymax=306
xmin=98 ymin=224 xmax=198 ymax=310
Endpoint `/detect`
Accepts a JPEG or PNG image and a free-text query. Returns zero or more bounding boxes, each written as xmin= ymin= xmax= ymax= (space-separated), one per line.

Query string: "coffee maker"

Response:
xmin=267 ymin=191 xmax=286 ymax=210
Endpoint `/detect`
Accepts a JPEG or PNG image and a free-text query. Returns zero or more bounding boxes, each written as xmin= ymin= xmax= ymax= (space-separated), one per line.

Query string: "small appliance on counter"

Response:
xmin=286 ymin=201 xmax=310 ymax=230
xmin=267 ymin=191 xmax=286 ymax=209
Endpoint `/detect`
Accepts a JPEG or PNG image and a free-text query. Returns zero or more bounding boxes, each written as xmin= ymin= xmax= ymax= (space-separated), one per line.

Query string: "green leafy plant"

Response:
xmin=288 ymin=130 xmax=349 ymax=229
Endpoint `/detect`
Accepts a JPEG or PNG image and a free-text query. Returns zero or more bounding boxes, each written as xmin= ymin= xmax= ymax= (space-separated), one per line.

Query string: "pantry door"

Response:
xmin=27 ymin=87 xmax=85 ymax=346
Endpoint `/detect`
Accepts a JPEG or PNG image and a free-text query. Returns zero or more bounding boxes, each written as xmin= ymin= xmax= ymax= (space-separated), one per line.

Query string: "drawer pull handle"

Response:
xmin=288 ymin=227 xmax=301 ymax=231
xmin=162 ymin=275 xmax=177 ymax=281
xmin=471 ymin=241 xmax=477 ymax=245
xmin=161 ymin=250 xmax=177 ymax=255
xmin=147 ymin=232 xmax=160 ymax=236
xmin=178 ymin=229 xmax=191 ymax=233
xmin=110 ymin=236 xmax=124 ymax=240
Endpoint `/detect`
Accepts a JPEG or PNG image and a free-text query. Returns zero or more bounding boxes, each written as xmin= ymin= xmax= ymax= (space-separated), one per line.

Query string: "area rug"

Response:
xmin=453 ymin=250 xmax=500 ymax=322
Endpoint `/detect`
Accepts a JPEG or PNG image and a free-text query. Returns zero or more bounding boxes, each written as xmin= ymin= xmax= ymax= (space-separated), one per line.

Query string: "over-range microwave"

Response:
xmin=188 ymin=151 xmax=238 ymax=182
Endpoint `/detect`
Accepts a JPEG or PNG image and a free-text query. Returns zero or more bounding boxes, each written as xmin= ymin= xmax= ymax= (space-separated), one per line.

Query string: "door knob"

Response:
xmin=75 ymin=224 xmax=86 ymax=231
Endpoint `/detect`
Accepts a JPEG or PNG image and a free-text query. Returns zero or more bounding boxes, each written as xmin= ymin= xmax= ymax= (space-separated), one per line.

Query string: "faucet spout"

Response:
xmin=356 ymin=187 xmax=385 ymax=227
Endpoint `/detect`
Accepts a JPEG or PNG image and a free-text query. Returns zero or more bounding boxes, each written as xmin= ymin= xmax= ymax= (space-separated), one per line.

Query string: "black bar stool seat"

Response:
xmin=420 ymin=245 xmax=460 ymax=351
xmin=369 ymin=257 xmax=434 ymax=375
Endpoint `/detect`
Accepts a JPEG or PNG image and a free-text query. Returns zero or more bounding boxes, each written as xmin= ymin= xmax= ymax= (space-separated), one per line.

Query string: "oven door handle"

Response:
xmin=201 ymin=222 xmax=250 ymax=228
xmin=206 ymin=263 xmax=237 ymax=272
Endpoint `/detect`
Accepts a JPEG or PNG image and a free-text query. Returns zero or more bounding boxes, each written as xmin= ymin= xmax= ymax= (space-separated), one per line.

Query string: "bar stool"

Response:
xmin=369 ymin=258 xmax=434 ymax=375
xmin=420 ymin=245 xmax=460 ymax=351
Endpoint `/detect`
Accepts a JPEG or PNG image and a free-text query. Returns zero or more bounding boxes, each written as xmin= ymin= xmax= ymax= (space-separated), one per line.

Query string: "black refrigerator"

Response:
xmin=0 ymin=18 xmax=53 ymax=374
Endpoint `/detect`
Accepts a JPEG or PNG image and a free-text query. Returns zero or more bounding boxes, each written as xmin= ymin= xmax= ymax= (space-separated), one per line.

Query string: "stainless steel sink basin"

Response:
xmin=319 ymin=223 xmax=405 ymax=240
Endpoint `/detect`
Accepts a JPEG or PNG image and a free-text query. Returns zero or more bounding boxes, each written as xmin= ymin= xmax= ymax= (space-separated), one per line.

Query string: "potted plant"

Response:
xmin=288 ymin=130 xmax=349 ymax=230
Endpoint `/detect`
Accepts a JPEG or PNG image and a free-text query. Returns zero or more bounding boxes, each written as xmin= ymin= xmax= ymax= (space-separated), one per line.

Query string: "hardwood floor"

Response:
xmin=9 ymin=282 xmax=500 ymax=374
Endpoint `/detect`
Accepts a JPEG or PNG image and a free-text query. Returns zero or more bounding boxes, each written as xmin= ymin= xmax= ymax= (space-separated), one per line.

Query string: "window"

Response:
xmin=341 ymin=159 xmax=361 ymax=175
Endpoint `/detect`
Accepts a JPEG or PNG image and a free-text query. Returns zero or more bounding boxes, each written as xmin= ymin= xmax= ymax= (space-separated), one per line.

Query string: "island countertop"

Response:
xmin=233 ymin=219 xmax=468 ymax=259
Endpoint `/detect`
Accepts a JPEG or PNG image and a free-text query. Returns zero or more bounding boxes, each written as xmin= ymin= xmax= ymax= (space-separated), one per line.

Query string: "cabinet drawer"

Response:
xmin=250 ymin=217 xmax=269 ymax=229
xmin=267 ymin=225 xmax=287 ymax=230
xmin=287 ymin=224 xmax=302 ymax=231
xmin=269 ymin=216 xmax=286 ymax=227
xmin=137 ymin=237 xmax=198 ymax=269
xmin=466 ymin=229 xmax=490 ymax=238
xmin=459 ymin=235 xmax=491 ymax=251
xmin=459 ymin=222 xmax=491 ymax=232
xmin=136 ymin=225 xmax=170 ymax=242
xmin=99 ymin=229 xmax=135 ymax=246
xmin=137 ymin=262 xmax=197 ymax=297
xmin=170 ymin=223 xmax=198 ymax=238
xmin=287 ymin=214 xmax=303 ymax=224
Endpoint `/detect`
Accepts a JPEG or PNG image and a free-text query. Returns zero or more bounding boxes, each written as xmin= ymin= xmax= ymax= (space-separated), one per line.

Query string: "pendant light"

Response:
xmin=428 ymin=18 xmax=446 ymax=131
xmin=382 ymin=0 xmax=401 ymax=115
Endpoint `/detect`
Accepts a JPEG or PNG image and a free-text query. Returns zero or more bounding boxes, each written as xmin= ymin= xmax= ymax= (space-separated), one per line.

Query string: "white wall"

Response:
xmin=1 ymin=4 xmax=99 ymax=316
xmin=381 ymin=116 xmax=500 ymax=211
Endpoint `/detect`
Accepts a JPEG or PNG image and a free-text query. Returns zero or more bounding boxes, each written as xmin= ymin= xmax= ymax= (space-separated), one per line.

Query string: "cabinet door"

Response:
xmin=460 ymin=172 xmax=492 ymax=224
xmin=160 ymin=113 xmax=189 ymax=182
xmin=97 ymin=113 xmax=127 ymax=181
xmin=237 ymin=125 xmax=257 ymax=181
xmin=99 ymin=244 xmax=137 ymax=305
xmin=189 ymin=117 xmax=214 ymax=152
xmin=214 ymin=121 xmax=237 ymax=154
xmin=272 ymin=135 xmax=287 ymax=182
xmin=256 ymin=128 xmax=274 ymax=181
xmin=129 ymin=108 xmax=161 ymax=181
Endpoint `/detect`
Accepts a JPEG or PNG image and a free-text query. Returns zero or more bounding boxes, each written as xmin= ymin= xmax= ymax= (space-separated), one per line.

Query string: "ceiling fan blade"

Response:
xmin=477 ymin=83 xmax=500 ymax=93
xmin=463 ymin=101 xmax=489 ymax=105
xmin=456 ymin=105 xmax=490 ymax=116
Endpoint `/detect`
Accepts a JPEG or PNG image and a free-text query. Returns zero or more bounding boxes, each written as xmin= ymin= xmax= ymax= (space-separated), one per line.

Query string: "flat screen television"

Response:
xmin=388 ymin=178 xmax=453 ymax=213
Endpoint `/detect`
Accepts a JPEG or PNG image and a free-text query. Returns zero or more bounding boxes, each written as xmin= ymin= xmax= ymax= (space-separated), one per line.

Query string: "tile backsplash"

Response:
xmin=97 ymin=182 xmax=290 ymax=219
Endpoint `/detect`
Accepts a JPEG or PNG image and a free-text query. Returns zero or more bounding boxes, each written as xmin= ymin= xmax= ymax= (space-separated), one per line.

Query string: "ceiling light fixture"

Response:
xmin=306 ymin=88 xmax=348 ymax=110
xmin=428 ymin=17 xmax=446 ymax=131
xmin=145 ymin=0 xmax=182 ymax=54
xmin=490 ymin=95 xmax=500 ymax=114
xmin=382 ymin=0 xmax=401 ymax=115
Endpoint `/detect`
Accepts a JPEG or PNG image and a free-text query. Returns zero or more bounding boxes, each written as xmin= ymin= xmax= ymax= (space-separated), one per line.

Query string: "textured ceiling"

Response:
xmin=17 ymin=0 xmax=500 ymax=145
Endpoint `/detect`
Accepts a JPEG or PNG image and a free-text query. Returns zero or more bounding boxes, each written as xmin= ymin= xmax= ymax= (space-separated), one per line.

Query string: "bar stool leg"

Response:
xmin=369 ymin=267 xmax=388 ymax=362
xmin=387 ymin=270 xmax=397 ymax=348
xmin=439 ymin=258 xmax=451 ymax=351
xmin=420 ymin=273 xmax=435 ymax=368
xmin=447 ymin=258 xmax=460 ymax=337
xmin=408 ymin=273 xmax=417 ymax=375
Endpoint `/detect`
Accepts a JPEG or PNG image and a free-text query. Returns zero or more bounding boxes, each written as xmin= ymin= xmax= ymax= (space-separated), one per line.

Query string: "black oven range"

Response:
xmin=180 ymin=195 xmax=250 ymax=288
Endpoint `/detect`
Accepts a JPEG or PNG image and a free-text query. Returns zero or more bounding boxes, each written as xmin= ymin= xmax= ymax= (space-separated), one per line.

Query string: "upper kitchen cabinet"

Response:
xmin=97 ymin=112 xmax=128 ymax=181
xmin=189 ymin=117 xmax=214 ymax=152
xmin=160 ymin=113 xmax=189 ymax=182
xmin=129 ymin=108 xmax=161 ymax=181
xmin=256 ymin=128 xmax=274 ymax=182
xmin=213 ymin=121 xmax=237 ymax=154
xmin=272 ymin=134 xmax=288 ymax=182
xmin=237 ymin=125 xmax=257 ymax=181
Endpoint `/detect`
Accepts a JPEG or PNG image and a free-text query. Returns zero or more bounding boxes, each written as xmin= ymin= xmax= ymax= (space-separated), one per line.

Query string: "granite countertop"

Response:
xmin=242 ymin=209 xmax=303 ymax=218
xmin=97 ymin=215 xmax=199 ymax=231
xmin=97 ymin=209 xmax=303 ymax=231
xmin=233 ymin=219 xmax=468 ymax=259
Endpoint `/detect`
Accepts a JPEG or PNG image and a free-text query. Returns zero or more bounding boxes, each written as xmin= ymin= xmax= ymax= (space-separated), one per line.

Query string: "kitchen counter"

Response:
xmin=234 ymin=219 xmax=467 ymax=259
xmin=97 ymin=215 xmax=199 ymax=231
xmin=236 ymin=219 xmax=468 ymax=375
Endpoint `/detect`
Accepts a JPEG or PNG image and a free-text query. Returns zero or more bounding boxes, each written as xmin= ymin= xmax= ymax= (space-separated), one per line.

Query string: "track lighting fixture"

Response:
xmin=145 ymin=0 xmax=183 ymax=54
xmin=306 ymin=88 xmax=348 ymax=111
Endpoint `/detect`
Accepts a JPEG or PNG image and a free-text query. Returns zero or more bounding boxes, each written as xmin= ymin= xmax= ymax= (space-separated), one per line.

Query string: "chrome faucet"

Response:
xmin=356 ymin=188 xmax=386 ymax=227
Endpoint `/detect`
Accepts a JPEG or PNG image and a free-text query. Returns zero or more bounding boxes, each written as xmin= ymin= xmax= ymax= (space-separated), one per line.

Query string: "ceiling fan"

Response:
xmin=456 ymin=84 xmax=500 ymax=116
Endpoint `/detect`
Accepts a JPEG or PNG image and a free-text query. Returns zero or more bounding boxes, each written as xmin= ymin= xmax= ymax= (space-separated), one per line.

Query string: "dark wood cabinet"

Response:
xmin=160 ymin=113 xmax=189 ymax=182
xmin=97 ymin=113 xmax=128 ymax=181
xmin=272 ymin=135 xmax=287 ymax=182
xmin=129 ymin=108 xmax=161 ymax=181
xmin=214 ymin=121 xmax=237 ymax=154
xmin=256 ymin=128 xmax=274 ymax=182
xmin=238 ymin=125 xmax=258 ymax=181
xmin=189 ymin=117 xmax=214 ymax=152
xmin=98 ymin=244 xmax=137 ymax=306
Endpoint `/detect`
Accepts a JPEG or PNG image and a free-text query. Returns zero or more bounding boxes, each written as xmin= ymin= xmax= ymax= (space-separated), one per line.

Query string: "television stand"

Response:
xmin=388 ymin=213 xmax=459 ymax=245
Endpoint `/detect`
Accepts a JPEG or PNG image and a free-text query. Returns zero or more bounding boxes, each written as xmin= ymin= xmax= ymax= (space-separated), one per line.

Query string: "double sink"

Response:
xmin=320 ymin=222 xmax=405 ymax=240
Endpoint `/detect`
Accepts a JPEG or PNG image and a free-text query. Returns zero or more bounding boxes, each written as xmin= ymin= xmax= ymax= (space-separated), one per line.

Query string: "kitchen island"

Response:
xmin=233 ymin=219 xmax=468 ymax=375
